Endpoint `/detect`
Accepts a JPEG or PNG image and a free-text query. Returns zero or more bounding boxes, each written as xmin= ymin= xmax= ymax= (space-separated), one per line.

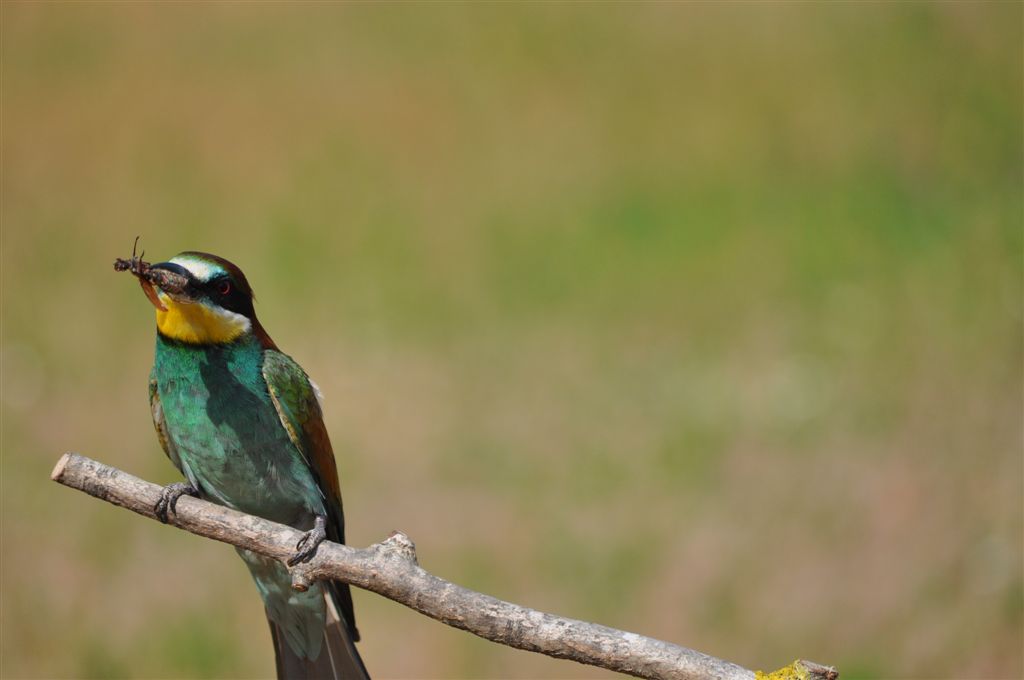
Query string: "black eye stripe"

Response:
xmin=203 ymin=275 xmax=254 ymax=319
xmin=204 ymin=275 xmax=231 ymax=292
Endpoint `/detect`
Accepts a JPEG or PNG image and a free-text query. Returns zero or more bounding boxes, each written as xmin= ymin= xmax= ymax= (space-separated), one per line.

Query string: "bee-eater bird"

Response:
xmin=124 ymin=251 xmax=369 ymax=680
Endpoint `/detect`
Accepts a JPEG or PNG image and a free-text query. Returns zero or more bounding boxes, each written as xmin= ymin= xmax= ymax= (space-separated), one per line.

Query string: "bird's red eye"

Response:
xmin=219 ymin=281 xmax=231 ymax=295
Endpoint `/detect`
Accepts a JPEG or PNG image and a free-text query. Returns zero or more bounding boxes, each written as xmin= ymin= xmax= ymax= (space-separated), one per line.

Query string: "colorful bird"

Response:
xmin=121 ymin=249 xmax=368 ymax=679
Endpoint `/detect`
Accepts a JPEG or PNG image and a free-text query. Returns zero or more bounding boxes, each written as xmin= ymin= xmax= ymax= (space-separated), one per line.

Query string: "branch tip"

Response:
xmin=798 ymin=660 xmax=839 ymax=680
xmin=50 ymin=452 xmax=73 ymax=482
xmin=756 ymin=659 xmax=839 ymax=680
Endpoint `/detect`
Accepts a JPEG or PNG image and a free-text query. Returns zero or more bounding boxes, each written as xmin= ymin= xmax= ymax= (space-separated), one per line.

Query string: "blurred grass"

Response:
xmin=1 ymin=2 xmax=1021 ymax=678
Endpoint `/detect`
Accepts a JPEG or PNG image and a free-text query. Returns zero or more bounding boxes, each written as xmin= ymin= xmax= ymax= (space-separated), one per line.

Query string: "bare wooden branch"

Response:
xmin=51 ymin=452 xmax=837 ymax=680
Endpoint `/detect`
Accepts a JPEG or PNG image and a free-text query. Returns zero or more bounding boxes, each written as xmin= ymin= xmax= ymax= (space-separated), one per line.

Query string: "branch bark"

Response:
xmin=51 ymin=452 xmax=837 ymax=680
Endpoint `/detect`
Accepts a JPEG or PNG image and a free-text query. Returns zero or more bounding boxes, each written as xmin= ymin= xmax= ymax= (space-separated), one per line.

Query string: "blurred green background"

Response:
xmin=2 ymin=3 xmax=1021 ymax=679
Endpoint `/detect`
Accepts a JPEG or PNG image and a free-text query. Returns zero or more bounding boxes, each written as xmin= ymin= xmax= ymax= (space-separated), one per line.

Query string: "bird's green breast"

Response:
xmin=152 ymin=333 xmax=324 ymax=524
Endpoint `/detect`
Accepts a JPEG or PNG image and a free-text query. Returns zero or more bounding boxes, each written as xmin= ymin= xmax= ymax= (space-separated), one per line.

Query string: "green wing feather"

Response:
xmin=261 ymin=350 xmax=346 ymax=541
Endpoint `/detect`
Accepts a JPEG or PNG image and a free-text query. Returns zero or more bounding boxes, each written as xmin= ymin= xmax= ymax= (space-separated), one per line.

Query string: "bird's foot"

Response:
xmin=154 ymin=482 xmax=199 ymax=523
xmin=287 ymin=515 xmax=327 ymax=566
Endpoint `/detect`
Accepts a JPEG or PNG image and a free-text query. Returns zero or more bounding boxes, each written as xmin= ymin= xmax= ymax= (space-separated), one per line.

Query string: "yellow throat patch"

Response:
xmin=155 ymin=295 xmax=250 ymax=344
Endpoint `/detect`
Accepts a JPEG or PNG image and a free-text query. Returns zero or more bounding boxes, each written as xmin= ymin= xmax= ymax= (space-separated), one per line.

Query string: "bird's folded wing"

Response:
xmin=261 ymin=350 xmax=345 ymax=535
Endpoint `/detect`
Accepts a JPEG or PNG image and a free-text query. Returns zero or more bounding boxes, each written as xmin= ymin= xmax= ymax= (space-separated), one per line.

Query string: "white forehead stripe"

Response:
xmin=170 ymin=256 xmax=224 ymax=282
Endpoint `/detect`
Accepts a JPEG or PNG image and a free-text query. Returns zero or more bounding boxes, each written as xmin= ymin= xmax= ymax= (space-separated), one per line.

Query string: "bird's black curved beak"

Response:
xmin=145 ymin=262 xmax=193 ymax=298
xmin=115 ymin=246 xmax=196 ymax=312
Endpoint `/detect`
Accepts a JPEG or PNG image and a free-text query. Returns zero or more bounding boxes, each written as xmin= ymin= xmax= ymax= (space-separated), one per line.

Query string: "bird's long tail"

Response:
xmin=268 ymin=586 xmax=370 ymax=680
